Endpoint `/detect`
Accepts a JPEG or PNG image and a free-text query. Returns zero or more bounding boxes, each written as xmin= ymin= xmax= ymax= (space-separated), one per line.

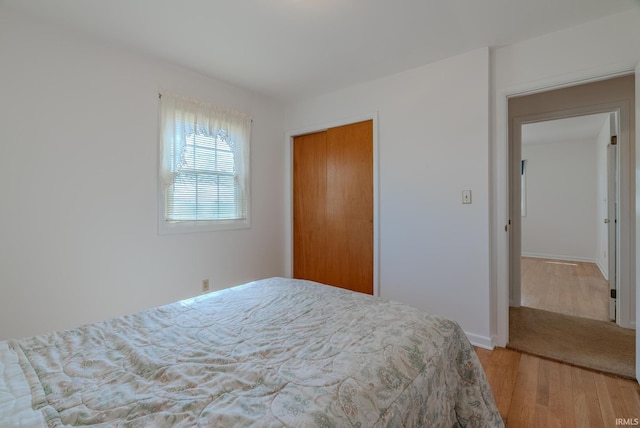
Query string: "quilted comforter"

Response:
xmin=0 ymin=277 xmax=503 ymax=427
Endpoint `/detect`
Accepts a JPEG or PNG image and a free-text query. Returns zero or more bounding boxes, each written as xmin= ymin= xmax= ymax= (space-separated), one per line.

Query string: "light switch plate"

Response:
xmin=462 ymin=190 xmax=472 ymax=204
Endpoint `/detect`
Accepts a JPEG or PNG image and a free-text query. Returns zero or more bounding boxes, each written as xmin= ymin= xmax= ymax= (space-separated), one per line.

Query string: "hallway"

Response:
xmin=520 ymin=257 xmax=609 ymax=321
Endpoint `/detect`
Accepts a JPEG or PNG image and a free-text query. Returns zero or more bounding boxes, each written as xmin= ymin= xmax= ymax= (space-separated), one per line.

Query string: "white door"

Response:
xmin=607 ymin=138 xmax=617 ymax=321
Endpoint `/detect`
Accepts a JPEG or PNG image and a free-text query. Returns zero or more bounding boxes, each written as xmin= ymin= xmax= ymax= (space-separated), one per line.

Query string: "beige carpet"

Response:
xmin=508 ymin=306 xmax=635 ymax=379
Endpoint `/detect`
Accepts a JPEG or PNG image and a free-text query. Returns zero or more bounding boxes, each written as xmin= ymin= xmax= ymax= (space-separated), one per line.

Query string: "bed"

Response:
xmin=0 ymin=277 xmax=503 ymax=427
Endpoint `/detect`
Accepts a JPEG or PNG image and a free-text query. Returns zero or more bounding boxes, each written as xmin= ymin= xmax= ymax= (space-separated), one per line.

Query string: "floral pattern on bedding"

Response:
xmin=5 ymin=277 xmax=503 ymax=427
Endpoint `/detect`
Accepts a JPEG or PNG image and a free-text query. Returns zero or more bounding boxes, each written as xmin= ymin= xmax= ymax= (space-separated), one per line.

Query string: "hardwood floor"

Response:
xmin=521 ymin=257 xmax=609 ymax=321
xmin=476 ymin=347 xmax=640 ymax=427
xmin=499 ymin=257 xmax=639 ymax=426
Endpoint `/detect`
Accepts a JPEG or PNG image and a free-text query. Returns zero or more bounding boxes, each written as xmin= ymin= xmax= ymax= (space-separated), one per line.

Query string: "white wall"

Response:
xmin=285 ymin=48 xmax=492 ymax=347
xmin=521 ymin=138 xmax=598 ymax=262
xmin=2 ymin=4 xmax=639 ymax=354
xmin=0 ymin=10 xmax=287 ymax=340
xmin=284 ymin=8 xmax=640 ymax=352
xmin=493 ymin=9 xmax=640 ymax=344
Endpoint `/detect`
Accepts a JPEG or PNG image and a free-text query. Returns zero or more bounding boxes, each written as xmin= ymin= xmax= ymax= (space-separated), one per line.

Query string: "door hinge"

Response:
xmin=611 ymin=289 xmax=617 ymax=299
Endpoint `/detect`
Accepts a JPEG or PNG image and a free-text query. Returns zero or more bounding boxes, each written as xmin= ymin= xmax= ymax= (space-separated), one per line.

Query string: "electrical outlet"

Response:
xmin=202 ymin=279 xmax=210 ymax=293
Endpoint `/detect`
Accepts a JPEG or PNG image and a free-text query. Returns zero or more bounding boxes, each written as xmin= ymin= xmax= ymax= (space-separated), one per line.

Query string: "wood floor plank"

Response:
xmin=594 ymin=372 xmax=618 ymax=427
xmin=604 ymin=375 xmax=628 ymax=421
xmin=510 ymin=353 xmax=538 ymax=427
xmin=536 ymin=358 xmax=550 ymax=408
xmin=580 ymin=369 xmax=605 ymax=427
xmin=504 ymin=358 xmax=528 ymax=426
xmin=533 ymin=359 xmax=550 ymax=427
xmin=495 ymin=349 xmax=520 ymax=421
xmin=533 ymin=403 xmax=550 ymax=428
xmin=545 ymin=359 xmax=564 ymax=428
xmin=618 ymin=377 xmax=640 ymax=422
xmin=558 ymin=363 xmax=576 ymax=428
xmin=571 ymin=363 xmax=591 ymax=427
xmin=477 ymin=347 xmax=640 ymax=428
xmin=521 ymin=257 xmax=609 ymax=321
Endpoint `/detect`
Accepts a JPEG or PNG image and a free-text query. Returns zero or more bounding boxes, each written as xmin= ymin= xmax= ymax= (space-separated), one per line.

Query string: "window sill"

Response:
xmin=158 ymin=218 xmax=250 ymax=235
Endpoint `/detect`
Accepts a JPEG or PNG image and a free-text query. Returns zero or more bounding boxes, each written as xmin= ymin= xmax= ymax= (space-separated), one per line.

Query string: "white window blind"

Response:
xmin=159 ymin=93 xmax=251 ymax=231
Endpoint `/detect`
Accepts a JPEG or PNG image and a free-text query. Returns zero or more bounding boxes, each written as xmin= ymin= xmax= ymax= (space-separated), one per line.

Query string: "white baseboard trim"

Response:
xmin=521 ymin=252 xmax=599 ymax=264
xmin=466 ymin=332 xmax=493 ymax=350
xmin=595 ymin=260 xmax=609 ymax=280
xmin=523 ymin=252 xmax=611 ymax=279
xmin=491 ymin=334 xmax=506 ymax=348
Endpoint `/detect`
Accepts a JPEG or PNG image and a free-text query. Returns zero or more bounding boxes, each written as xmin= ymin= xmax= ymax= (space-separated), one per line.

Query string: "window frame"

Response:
xmin=158 ymin=93 xmax=251 ymax=235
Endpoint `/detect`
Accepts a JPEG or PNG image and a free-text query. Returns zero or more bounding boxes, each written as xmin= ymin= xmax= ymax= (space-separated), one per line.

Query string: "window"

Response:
xmin=159 ymin=93 xmax=251 ymax=233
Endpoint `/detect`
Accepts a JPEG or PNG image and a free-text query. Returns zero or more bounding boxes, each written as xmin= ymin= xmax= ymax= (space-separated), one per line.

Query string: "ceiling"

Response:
xmin=522 ymin=113 xmax=611 ymax=146
xmin=2 ymin=0 xmax=638 ymax=102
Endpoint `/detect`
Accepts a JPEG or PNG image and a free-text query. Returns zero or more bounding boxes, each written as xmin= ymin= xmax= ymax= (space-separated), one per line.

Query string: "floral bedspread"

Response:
xmin=0 ymin=277 xmax=503 ymax=427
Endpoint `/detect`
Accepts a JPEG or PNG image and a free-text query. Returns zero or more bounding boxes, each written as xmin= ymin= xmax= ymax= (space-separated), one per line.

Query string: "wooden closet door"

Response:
xmin=293 ymin=120 xmax=373 ymax=294
xmin=293 ymin=131 xmax=328 ymax=284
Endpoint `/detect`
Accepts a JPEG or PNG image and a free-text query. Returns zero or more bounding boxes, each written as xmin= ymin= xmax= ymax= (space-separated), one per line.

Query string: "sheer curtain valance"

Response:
xmin=159 ymin=92 xmax=252 ymax=195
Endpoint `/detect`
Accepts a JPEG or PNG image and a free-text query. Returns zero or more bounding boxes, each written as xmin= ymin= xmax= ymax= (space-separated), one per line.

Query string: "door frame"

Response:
xmin=507 ymin=75 xmax=635 ymax=330
xmin=607 ymin=136 xmax=618 ymax=321
xmin=284 ymin=112 xmax=380 ymax=296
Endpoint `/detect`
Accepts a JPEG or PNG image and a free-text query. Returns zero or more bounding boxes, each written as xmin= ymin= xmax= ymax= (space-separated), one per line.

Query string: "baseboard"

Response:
xmin=491 ymin=334 xmax=506 ymax=348
xmin=466 ymin=332 xmax=493 ymax=350
xmin=521 ymin=252 xmax=599 ymax=264
xmin=595 ymin=260 xmax=609 ymax=280
xmin=522 ymin=252 xmax=610 ymax=279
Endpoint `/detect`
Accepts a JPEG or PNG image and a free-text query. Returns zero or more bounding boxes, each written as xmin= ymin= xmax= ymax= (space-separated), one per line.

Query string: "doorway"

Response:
xmin=506 ymin=74 xmax=636 ymax=377
xmin=519 ymin=113 xmax=616 ymax=322
xmin=508 ymin=74 xmax=635 ymax=329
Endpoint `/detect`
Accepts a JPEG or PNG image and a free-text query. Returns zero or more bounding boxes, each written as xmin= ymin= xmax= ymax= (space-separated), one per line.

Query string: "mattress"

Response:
xmin=0 ymin=277 xmax=503 ymax=427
